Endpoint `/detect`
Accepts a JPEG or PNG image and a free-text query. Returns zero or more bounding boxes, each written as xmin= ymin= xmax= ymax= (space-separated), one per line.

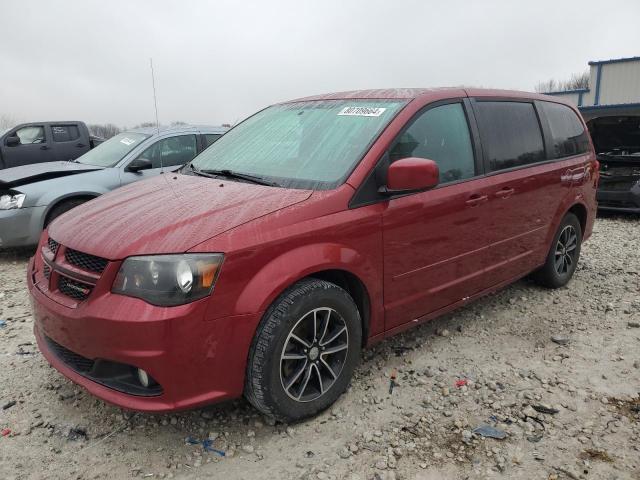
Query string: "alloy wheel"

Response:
xmin=554 ymin=225 xmax=578 ymax=275
xmin=280 ymin=307 xmax=349 ymax=402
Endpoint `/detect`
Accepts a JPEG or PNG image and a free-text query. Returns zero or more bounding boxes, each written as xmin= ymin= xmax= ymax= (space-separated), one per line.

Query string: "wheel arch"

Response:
xmin=307 ymin=269 xmax=371 ymax=347
xmin=232 ymin=244 xmax=382 ymax=347
xmin=567 ymin=202 xmax=588 ymax=235
xmin=545 ymin=197 xmax=590 ymax=249
xmin=42 ymin=192 xmax=101 ymax=228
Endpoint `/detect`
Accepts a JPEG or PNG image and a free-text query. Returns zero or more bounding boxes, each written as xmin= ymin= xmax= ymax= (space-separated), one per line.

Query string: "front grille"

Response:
xmin=43 ymin=264 xmax=51 ymax=280
xmin=65 ymin=248 xmax=108 ymax=274
xmin=45 ymin=336 xmax=95 ymax=372
xmin=58 ymin=276 xmax=93 ymax=301
xmin=48 ymin=238 xmax=59 ymax=255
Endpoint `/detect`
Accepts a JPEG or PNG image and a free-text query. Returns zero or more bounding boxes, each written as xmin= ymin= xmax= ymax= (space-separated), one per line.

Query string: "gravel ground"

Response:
xmin=0 ymin=215 xmax=639 ymax=480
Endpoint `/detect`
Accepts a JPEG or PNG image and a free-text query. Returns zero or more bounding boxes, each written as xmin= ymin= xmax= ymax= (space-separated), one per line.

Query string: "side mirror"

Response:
xmin=382 ymin=157 xmax=439 ymax=194
xmin=126 ymin=158 xmax=153 ymax=173
xmin=6 ymin=136 xmax=20 ymax=147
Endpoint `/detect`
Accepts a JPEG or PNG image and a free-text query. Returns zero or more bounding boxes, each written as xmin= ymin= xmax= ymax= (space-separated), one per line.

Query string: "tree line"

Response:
xmin=534 ymin=70 xmax=589 ymax=94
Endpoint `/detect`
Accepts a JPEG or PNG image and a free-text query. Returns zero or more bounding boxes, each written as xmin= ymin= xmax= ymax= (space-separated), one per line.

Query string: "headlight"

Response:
xmin=0 ymin=192 xmax=26 ymax=210
xmin=112 ymin=254 xmax=223 ymax=306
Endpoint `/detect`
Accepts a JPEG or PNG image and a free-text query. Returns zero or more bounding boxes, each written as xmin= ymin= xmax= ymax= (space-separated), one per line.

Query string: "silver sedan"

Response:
xmin=0 ymin=124 xmax=227 ymax=248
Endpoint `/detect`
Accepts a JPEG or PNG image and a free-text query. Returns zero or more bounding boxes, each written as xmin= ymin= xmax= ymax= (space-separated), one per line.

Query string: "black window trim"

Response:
xmin=349 ymin=97 xmax=483 ymax=209
xmin=196 ymin=133 xmax=206 ymax=154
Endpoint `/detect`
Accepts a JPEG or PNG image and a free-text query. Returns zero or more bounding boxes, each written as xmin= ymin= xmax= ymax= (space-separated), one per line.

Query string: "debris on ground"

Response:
xmin=389 ymin=369 xmax=397 ymax=394
xmin=532 ymin=404 xmax=559 ymax=415
xmin=67 ymin=426 xmax=88 ymax=441
xmin=472 ymin=424 xmax=507 ymax=439
xmin=2 ymin=400 xmax=16 ymax=410
xmin=550 ymin=335 xmax=570 ymax=345
xmin=186 ymin=436 xmax=226 ymax=456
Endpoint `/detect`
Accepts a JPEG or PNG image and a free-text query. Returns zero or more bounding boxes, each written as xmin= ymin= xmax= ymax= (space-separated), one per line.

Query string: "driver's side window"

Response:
xmin=14 ymin=125 xmax=46 ymax=145
xmin=136 ymin=135 xmax=197 ymax=168
xmin=389 ymin=103 xmax=475 ymax=184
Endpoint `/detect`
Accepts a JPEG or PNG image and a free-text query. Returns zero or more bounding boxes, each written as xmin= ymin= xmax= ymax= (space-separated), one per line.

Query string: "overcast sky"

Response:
xmin=2 ymin=0 xmax=639 ymax=128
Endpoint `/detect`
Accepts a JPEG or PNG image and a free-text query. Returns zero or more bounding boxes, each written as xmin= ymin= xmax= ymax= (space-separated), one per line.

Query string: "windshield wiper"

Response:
xmin=189 ymin=164 xmax=277 ymax=187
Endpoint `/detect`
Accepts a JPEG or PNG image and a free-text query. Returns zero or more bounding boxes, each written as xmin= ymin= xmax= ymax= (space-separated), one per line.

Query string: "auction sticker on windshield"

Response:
xmin=120 ymin=137 xmax=138 ymax=146
xmin=337 ymin=106 xmax=387 ymax=117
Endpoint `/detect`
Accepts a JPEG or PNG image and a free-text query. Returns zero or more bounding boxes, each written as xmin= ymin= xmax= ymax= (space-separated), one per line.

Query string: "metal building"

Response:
xmin=546 ymin=56 xmax=640 ymax=213
xmin=545 ymin=56 xmax=640 ymax=121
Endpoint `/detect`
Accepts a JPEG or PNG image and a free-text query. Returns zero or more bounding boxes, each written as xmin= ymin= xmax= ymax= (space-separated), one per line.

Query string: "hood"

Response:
xmin=588 ymin=115 xmax=640 ymax=155
xmin=48 ymin=173 xmax=312 ymax=259
xmin=0 ymin=161 xmax=102 ymax=189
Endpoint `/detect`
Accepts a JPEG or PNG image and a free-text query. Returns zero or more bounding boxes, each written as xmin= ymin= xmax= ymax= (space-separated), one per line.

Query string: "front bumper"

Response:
xmin=0 ymin=206 xmax=46 ymax=248
xmin=28 ymin=256 xmax=261 ymax=412
xmin=597 ymin=181 xmax=640 ymax=213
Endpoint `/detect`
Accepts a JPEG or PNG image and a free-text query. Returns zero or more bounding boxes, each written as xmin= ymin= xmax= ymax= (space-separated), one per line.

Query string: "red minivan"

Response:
xmin=28 ymin=88 xmax=598 ymax=421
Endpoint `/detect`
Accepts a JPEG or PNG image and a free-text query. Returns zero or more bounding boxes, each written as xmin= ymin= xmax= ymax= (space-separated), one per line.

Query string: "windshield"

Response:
xmin=190 ymin=99 xmax=406 ymax=189
xmin=77 ymin=132 xmax=150 ymax=167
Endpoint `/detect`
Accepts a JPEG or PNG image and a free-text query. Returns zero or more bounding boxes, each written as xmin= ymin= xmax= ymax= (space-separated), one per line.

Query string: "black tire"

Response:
xmin=245 ymin=278 xmax=362 ymax=422
xmin=532 ymin=213 xmax=582 ymax=289
xmin=44 ymin=198 xmax=89 ymax=228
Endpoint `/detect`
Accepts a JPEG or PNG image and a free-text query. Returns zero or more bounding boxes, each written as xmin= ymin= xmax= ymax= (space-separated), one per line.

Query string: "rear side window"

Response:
xmin=203 ymin=134 xmax=222 ymax=148
xmin=52 ymin=125 xmax=80 ymax=142
xmin=475 ymin=102 xmax=545 ymax=172
xmin=540 ymin=102 xmax=589 ymax=158
xmin=390 ymin=103 xmax=475 ymax=183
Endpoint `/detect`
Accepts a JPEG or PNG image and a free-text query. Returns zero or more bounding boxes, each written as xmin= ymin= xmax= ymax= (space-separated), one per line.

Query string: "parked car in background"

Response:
xmin=0 ymin=124 xmax=227 ymax=248
xmin=587 ymin=115 xmax=640 ymax=213
xmin=0 ymin=121 xmax=104 ymax=169
xmin=28 ymin=89 xmax=597 ymax=421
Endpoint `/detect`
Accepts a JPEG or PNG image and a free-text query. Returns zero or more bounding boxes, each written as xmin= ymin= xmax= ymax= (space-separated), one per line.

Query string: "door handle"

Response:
xmin=40 ymin=145 xmax=49 ymax=150
xmin=495 ymin=187 xmax=515 ymax=198
xmin=76 ymin=143 xmax=86 ymax=148
xmin=465 ymin=194 xmax=488 ymax=207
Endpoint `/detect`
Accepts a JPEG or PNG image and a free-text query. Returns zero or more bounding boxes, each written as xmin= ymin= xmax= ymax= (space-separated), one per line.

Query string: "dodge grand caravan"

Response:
xmin=28 ymin=88 xmax=598 ymax=421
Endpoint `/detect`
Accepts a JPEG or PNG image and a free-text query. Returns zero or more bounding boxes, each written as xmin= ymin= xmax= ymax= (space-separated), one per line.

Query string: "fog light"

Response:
xmin=137 ymin=368 xmax=151 ymax=388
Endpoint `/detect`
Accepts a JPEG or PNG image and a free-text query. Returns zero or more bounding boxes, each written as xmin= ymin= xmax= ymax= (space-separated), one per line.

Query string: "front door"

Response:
xmin=1 ymin=124 xmax=53 ymax=168
xmin=382 ymin=101 xmax=494 ymax=330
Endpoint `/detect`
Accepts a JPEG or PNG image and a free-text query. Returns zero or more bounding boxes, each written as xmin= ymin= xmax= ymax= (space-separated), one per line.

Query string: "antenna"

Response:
xmin=150 ymin=57 xmax=162 ymax=170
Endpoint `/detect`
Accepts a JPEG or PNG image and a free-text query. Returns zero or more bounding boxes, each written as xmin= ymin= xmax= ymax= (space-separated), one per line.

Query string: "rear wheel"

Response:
xmin=245 ymin=279 xmax=361 ymax=422
xmin=532 ymin=213 xmax=582 ymax=288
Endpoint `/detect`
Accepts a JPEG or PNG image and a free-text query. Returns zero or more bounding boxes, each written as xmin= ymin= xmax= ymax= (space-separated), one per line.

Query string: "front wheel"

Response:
xmin=245 ymin=279 xmax=362 ymax=422
xmin=532 ymin=212 xmax=582 ymax=288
